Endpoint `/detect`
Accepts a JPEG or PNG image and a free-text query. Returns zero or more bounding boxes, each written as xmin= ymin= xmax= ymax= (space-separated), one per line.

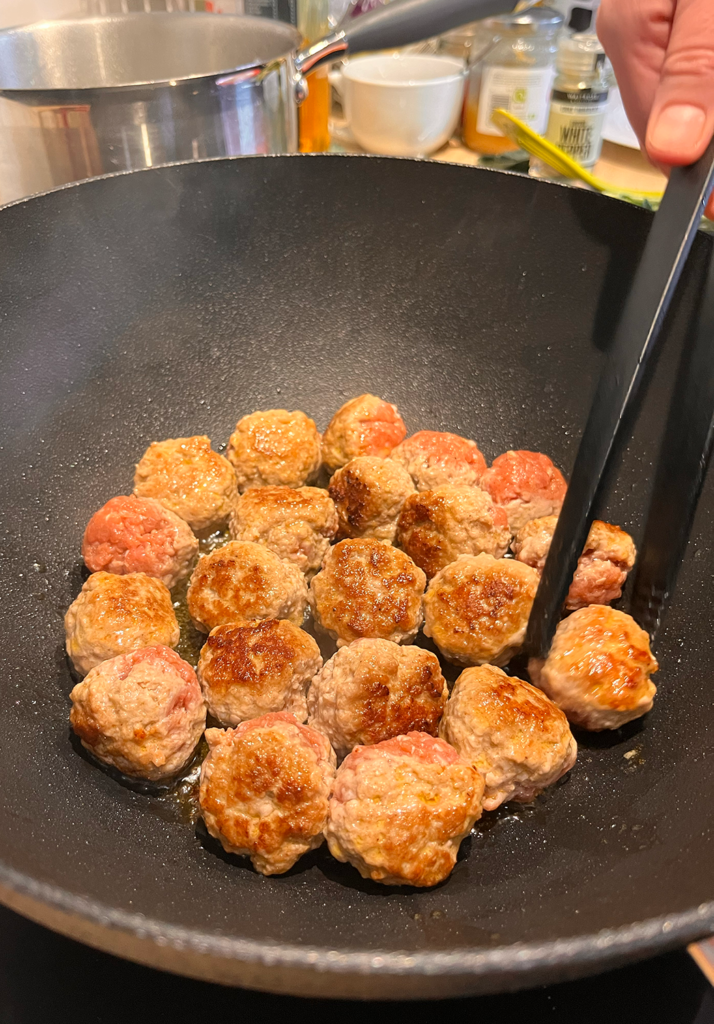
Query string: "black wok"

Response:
xmin=1 ymin=155 xmax=713 ymax=1000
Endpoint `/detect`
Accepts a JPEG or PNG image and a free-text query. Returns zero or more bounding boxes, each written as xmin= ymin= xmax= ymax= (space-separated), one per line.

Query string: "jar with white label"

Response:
xmin=463 ymin=7 xmax=563 ymax=156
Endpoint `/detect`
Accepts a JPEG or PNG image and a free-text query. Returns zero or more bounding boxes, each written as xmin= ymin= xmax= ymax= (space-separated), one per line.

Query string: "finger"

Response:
xmin=645 ymin=0 xmax=714 ymax=166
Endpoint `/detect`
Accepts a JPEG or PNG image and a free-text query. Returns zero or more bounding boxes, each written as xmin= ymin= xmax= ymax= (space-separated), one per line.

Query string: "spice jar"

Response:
xmin=463 ymin=7 xmax=563 ymax=156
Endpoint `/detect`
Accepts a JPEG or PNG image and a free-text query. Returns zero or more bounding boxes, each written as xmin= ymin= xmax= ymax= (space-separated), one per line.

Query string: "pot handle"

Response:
xmin=295 ymin=0 xmax=518 ymax=75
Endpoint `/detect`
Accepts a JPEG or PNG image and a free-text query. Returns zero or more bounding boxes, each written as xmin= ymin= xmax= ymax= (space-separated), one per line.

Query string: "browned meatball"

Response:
xmin=227 ymin=410 xmax=322 ymax=492
xmin=309 ymin=538 xmax=426 ymax=647
xmin=321 ymin=394 xmax=407 ymax=472
xmin=529 ymin=605 xmax=658 ymax=731
xmin=134 ymin=435 xmax=237 ymax=533
xmin=65 ymin=572 xmax=179 ymax=676
xmin=389 ymin=430 xmax=487 ymax=491
xmin=439 ymin=665 xmax=576 ymax=810
xmin=197 ymin=620 xmax=322 ymax=725
xmin=397 ymin=485 xmax=511 ymax=579
xmin=480 ymin=451 xmax=567 ymax=533
xmin=325 ymin=733 xmax=484 ymax=887
xmin=423 ymin=554 xmax=539 ymax=666
xmin=513 ymin=516 xmax=636 ymax=610
xmin=187 ymin=541 xmax=308 ymax=633
xmin=329 ymin=456 xmax=415 ymax=543
xmin=229 ymin=485 xmax=338 ymax=578
xmin=307 ymin=639 xmax=447 ymax=758
xmin=199 ymin=713 xmax=336 ymax=875
xmin=70 ymin=645 xmax=205 ymax=781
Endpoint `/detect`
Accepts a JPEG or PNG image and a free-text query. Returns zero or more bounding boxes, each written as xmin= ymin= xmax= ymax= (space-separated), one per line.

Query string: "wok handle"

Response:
xmin=295 ymin=0 xmax=517 ymax=75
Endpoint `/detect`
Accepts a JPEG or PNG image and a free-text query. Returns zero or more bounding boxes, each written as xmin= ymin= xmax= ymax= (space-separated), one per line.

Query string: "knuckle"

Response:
xmin=663 ymin=44 xmax=714 ymax=80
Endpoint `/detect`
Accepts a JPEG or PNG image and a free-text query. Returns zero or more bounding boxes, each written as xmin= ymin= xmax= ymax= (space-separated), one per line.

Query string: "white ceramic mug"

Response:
xmin=342 ymin=53 xmax=466 ymax=158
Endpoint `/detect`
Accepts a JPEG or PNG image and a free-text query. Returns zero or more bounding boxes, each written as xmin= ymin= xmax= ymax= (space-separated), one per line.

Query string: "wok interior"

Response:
xmin=0 ymin=156 xmax=713 ymax=987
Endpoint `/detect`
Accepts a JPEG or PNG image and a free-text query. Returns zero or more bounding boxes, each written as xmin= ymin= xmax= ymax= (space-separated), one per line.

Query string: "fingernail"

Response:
xmin=648 ymin=104 xmax=707 ymax=155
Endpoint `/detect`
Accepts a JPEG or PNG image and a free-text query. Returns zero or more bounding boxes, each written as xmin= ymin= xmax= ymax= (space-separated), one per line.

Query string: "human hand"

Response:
xmin=597 ymin=0 xmax=714 ymax=218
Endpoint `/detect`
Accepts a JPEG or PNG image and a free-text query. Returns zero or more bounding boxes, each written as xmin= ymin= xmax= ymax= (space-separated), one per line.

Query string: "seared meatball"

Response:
xmin=230 ymin=485 xmax=337 ymax=578
xmin=82 ymin=495 xmax=198 ymax=589
xmin=322 ymin=394 xmax=407 ymax=472
xmin=424 ymin=554 xmax=539 ymax=667
xmin=70 ymin=645 xmax=205 ymax=781
xmin=325 ymin=732 xmax=483 ymax=887
xmin=329 ymin=456 xmax=415 ymax=543
xmin=309 ymin=538 xmax=426 ymax=647
xmin=529 ymin=605 xmax=658 ymax=731
xmin=65 ymin=572 xmax=179 ymax=676
xmin=227 ymin=409 xmax=322 ymax=492
xmin=307 ymin=639 xmax=447 ymax=758
xmin=480 ymin=451 xmax=567 ymax=533
xmin=513 ymin=516 xmax=636 ymax=610
xmin=439 ymin=665 xmax=576 ymax=810
xmin=197 ymin=620 xmax=322 ymax=725
xmin=397 ymin=485 xmax=511 ymax=579
xmin=390 ymin=430 xmax=487 ymax=491
xmin=199 ymin=713 xmax=336 ymax=875
xmin=134 ymin=435 xmax=237 ymax=533
xmin=187 ymin=541 xmax=308 ymax=633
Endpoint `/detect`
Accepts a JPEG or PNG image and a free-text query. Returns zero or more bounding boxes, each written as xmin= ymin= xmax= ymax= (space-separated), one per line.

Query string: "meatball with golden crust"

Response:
xmin=65 ymin=572 xmax=179 ymax=676
xmin=70 ymin=645 xmax=205 ymax=781
xmin=199 ymin=712 xmax=336 ymax=875
xmin=389 ymin=430 xmax=487 ymax=491
xmin=197 ymin=620 xmax=322 ymax=725
xmin=480 ymin=451 xmax=567 ymax=533
xmin=325 ymin=732 xmax=483 ymax=887
xmin=227 ymin=410 xmax=322 ymax=492
xmin=424 ymin=554 xmax=539 ymax=667
xmin=397 ymin=485 xmax=511 ymax=579
xmin=321 ymin=394 xmax=407 ymax=473
xmin=439 ymin=665 xmax=576 ymax=810
xmin=513 ymin=516 xmax=636 ymax=611
xmin=134 ymin=436 xmax=237 ymax=534
xmin=229 ymin=485 xmax=337 ymax=578
xmin=187 ymin=541 xmax=308 ymax=633
xmin=309 ymin=538 xmax=426 ymax=647
xmin=307 ymin=639 xmax=447 ymax=759
xmin=82 ymin=495 xmax=198 ymax=589
xmin=529 ymin=605 xmax=658 ymax=731
xmin=329 ymin=456 xmax=415 ymax=543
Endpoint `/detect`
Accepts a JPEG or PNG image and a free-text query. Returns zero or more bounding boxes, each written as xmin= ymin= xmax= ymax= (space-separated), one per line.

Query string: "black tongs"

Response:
xmin=526 ymin=139 xmax=714 ymax=658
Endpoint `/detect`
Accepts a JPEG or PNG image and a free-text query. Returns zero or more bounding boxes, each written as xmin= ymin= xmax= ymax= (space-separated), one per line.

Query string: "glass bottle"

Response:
xmin=463 ymin=7 xmax=563 ymax=156
xmin=298 ymin=0 xmax=331 ymax=152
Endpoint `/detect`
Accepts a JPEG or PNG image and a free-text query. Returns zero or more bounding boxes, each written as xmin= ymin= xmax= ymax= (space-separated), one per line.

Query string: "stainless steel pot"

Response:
xmin=0 ymin=0 xmax=513 ymax=204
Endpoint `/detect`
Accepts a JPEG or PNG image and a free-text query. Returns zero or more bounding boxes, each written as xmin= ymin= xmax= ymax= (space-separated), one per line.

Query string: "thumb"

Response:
xmin=645 ymin=0 xmax=714 ymax=167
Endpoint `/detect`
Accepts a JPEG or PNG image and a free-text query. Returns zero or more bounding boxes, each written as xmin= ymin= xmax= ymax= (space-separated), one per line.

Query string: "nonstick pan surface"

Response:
xmin=1 ymin=155 xmax=713 ymax=999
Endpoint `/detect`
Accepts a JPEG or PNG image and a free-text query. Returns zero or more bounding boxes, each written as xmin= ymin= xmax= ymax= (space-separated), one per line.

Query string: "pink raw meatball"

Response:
xmin=480 ymin=450 xmax=567 ymax=533
xmin=82 ymin=495 xmax=199 ymax=589
xmin=70 ymin=644 xmax=206 ymax=781
xmin=390 ymin=430 xmax=487 ymax=491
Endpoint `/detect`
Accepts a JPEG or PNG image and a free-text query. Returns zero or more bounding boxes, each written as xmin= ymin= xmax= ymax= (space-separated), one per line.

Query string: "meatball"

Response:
xmin=325 ymin=732 xmax=483 ymax=887
xmin=199 ymin=712 xmax=336 ymax=875
xmin=82 ymin=495 xmax=198 ymax=589
xmin=480 ymin=450 xmax=567 ymax=533
xmin=329 ymin=456 xmax=415 ymax=543
xmin=227 ymin=409 xmax=322 ymax=492
xmin=513 ymin=516 xmax=636 ymax=611
xmin=309 ymin=538 xmax=426 ymax=647
xmin=69 ymin=645 xmax=205 ymax=781
xmin=229 ymin=485 xmax=337 ymax=578
xmin=134 ymin=435 xmax=237 ymax=533
xmin=389 ymin=430 xmax=487 ymax=491
xmin=65 ymin=572 xmax=179 ymax=676
xmin=197 ymin=620 xmax=322 ymax=725
xmin=439 ymin=665 xmax=576 ymax=810
xmin=321 ymin=394 xmax=407 ymax=472
xmin=423 ymin=553 xmax=539 ymax=667
xmin=307 ymin=639 xmax=447 ymax=759
xmin=397 ymin=485 xmax=511 ymax=579
xmin=187 ymin=541 xmax=308 ymax=633
xmin=529 ymin=605 xmax=658 ymax=731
